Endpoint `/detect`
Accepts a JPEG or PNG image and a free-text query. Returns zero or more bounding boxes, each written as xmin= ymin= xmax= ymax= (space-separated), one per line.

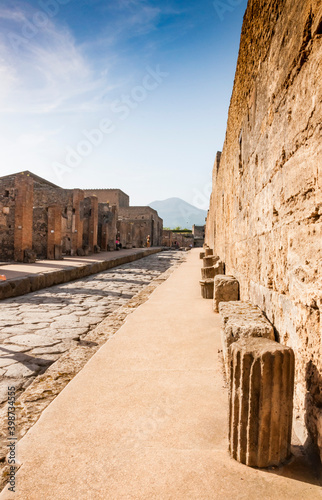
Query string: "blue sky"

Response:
xmin=0 ymin=0 xmax=247 ymax=207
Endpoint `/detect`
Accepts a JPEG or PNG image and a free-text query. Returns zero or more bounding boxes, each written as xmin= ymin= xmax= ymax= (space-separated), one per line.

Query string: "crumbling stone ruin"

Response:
xmin=205 ymin=0 xmax=322 ymax=460
xmin=84 ymin=189 xmax=163 ymax=249
xmin=0 ymin=172 xmax=163 ymax=262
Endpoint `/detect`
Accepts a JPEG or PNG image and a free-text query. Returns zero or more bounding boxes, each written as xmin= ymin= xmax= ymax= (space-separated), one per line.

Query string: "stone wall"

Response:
xmin=206 ymin=0 xmax=322 ymax=457
xmin=0 ymin=172 xmax=163 ymax=260
xmin=192 ymin=225 xmax=205 ymax=247
xmin=118 ymin=206 xmax=163 ymax=246
xmin=33 ymin=184 xmax=75 ymax=258
xmin=83 ymin=189 xmax=129 ymax=208
xmin=0 ymin=175 xmax=16 ymax=261
xmin=98 ymin=203 xmax=118 ymax=251
xmin=14 ymin=173 xmax=34 ymax=262
xmin=162 ymin=230 xmax=194 ymax=248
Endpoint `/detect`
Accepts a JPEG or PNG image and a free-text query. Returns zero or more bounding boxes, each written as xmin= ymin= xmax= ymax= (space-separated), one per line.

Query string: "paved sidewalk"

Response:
xmin=0 ymin=248 xmax=161 ymax=300
xmin=0 ymin=248 xmax=160 ymax=281
xmin=1 ymin=250 xmax=321 ymax=499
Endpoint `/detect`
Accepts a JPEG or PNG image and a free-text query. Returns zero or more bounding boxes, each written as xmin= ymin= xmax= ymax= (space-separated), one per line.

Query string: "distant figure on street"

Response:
xmin=146 ymin=235 xmax=151 ymax=248
xmin=116 ymin=238 xmax=122 ymax=250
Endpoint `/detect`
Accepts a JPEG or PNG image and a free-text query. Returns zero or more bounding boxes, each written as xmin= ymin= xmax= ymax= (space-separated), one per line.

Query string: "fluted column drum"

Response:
xmin=229 ymin=337 xmax=294 ymax=468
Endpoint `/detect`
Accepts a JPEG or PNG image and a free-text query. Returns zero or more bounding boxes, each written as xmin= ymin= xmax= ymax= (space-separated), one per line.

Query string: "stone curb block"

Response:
xmin=0 ymin=248 xmax=161 ymax=301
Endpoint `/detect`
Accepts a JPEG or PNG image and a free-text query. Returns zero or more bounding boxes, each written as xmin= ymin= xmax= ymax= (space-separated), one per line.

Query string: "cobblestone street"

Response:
xmin=0 ymin=251 xmax=184 ymax=407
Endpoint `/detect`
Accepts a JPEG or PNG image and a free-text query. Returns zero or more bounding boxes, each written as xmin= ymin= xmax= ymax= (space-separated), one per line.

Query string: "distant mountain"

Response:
xmin=149 ymin=198 xmax=207 ymax=229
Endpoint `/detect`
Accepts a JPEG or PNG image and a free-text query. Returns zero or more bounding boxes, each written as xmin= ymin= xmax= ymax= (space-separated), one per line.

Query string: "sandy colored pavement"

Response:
xmin=1 ymin=249 xmax=321 ymax=499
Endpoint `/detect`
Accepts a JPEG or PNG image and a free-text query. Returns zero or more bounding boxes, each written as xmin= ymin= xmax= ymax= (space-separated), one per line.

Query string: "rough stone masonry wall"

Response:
xmin=0 ymin=176 xmax=16 ymax=261
xmin=206 ymin=0 xmax=322 ymax=456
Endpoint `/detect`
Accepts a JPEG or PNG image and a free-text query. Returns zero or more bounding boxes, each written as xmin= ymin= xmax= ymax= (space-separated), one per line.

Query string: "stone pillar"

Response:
xmin=200 ymin=279 xmax=214 ymax=299
xmin=72 ymin=189 xmax=84 ymax=255
xmin=201 ymin=267 xmax=215 ymax=279
xmin=205 ymin=248 xmax=213 ymax=256
xmin=203 ymin=256 xmax=214 ymax=268
xmin=213 ymin=275 xmax=239 ymax=312
xmin=47 ymin=206 xmax=62 ymax=260
xmin=229 ymin=337 xmax=295 ymax=468
xmin=14 ymin=173 xmax=34 ymax=262
xmin=88 ymin=196 xmax=98 ymax=252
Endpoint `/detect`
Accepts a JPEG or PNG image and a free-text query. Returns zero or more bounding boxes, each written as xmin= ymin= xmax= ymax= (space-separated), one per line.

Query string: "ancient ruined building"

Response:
xmin=206 ymin=0 xmax=322 ymax=458
xmin=0 ymin=172 xmax=163 ymax=262
xmin=84 ymin=190 xmax=163 ymax=249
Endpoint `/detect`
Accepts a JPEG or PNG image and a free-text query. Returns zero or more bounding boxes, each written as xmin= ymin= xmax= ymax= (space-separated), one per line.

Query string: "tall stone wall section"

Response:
xmin=206 ymin=0 xmax=322 ymax=456
xmin=119 ymin=206 xmax=163 ymax=246
xmin=0 ymin=175 xmax=16 ymax=261
xmin=83 ymin=189 xmax=129 ymax=208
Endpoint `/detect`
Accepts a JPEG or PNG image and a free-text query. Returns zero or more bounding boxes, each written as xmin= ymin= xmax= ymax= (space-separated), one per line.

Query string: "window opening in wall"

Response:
xmin=4 ymin=190 xmax=9 ymax=197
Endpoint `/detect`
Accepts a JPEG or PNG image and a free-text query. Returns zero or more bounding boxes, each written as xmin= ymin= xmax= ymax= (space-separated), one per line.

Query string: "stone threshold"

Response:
xmin=0 ymin=248 xmax=161 ymax=301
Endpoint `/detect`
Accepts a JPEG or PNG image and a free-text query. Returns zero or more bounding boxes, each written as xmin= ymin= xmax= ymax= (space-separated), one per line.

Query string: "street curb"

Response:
xmin=0 ymin=248 xmax=161 ymax=301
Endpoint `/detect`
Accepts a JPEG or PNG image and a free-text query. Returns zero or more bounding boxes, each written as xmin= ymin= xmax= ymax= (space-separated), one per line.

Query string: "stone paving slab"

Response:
xmin=0 ymin=248 xmax=161 ymax=300
xmin=0 ymin=252 xmax=183 ymax=410
xmin=0 ymin=250 xmax=321 ymax=499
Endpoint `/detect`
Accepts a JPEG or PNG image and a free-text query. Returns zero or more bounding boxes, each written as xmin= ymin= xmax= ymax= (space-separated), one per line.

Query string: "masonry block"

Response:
xmin=229 ymin=337 xmax=295 ymax=467
xmin=200 ymin=279 xmax=214 ymax=299
xmin=219 ymin=301 xmax=275 ymax=372
xmin=213 ymin=275 xmax=239 ymax=313
xmin=199 ymin=252 xmax=205 ymax=259
xmin=205 ymin=248 xmax=213 ymax=256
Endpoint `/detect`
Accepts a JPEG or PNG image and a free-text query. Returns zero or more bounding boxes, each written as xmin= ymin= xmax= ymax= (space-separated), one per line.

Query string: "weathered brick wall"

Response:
xmin=72 ymin=189 xmax=85 ymax=254
xmin=206 ymin=0 xmax=322 ymax=457
xmin=162 ymin=230 xmax=194 ymax=248
xmin=33 ymin=185 xmax=74 ymax=258
xmin=14 ymin=174 xmax=34 ymax=262
xmin=98 ymin=203 xmax=117 ymax=251
xmin=83 ymin=189 xmax=129 ymax=208
xmin=47 ymin=206 xmax=62 ymax=259
xmin=0 ymin=175 xmax=16 ymax=261
xmin=88 ymin=196 xmax=98 ymax=251
xmin=119 ymin=207 xmax=163 ymax=246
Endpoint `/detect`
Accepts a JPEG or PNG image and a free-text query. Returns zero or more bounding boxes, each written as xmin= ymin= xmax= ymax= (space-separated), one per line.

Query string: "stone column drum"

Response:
xmin=229 ymin=338 xmax=295 ymax=468
xmin=199 ymin=251 xmax=205 ymax=260
xmin=205 ymin=248 xmax=213 ymax=256
xmin=203 ymin=256 xmax=214 ymax=268
xmin=201 ymin=267 xmax=215 ymax=279
xmin=199 ymin=279 xmax=214 ymax=299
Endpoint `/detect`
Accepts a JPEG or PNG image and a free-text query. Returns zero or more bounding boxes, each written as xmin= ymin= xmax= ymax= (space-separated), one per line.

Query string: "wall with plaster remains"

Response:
xmin=206 ymin=0 xmax=322 ymax=457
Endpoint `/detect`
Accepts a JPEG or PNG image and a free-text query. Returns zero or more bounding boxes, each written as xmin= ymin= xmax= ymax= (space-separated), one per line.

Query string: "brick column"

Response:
xmin=88 ymin=196 xmax=98 ymax=252
xmin=47 ymin=206 xmax=62 ymax=260
xmin=72 ymin=189 xmax=84 ymax=254
xmin=14 ymin=173 xmax=34 ymax=262
xmin=229 ymin=337 xmax=294 ymax=467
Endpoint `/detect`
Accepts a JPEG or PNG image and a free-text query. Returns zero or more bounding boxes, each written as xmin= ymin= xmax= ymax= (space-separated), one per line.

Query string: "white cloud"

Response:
xmin=0 ymin=3 xmax=114 ymax=114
